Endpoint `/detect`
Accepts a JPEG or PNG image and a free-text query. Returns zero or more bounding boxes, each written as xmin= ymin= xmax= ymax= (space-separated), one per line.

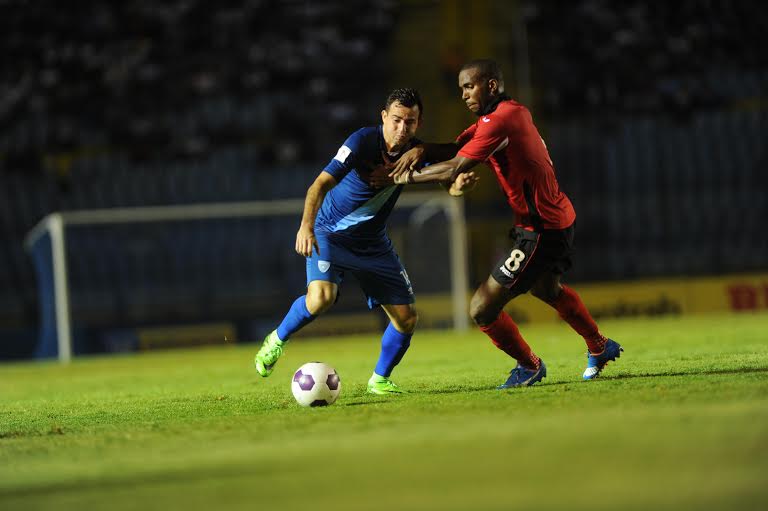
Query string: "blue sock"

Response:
xmin=276 ymin=296 xmax=316 ymax=341
xmin=374 ymin=322 xmax=413 ymax=377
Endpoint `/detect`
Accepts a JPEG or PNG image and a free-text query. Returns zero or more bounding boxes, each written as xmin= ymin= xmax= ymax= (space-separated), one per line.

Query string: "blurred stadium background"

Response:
xmin=1 ymin=0 xmax=766 ymax=360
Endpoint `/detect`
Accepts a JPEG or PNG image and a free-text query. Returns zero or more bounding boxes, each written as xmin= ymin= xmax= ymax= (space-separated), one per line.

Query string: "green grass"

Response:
xmin=2 ymin=313 xmax=767 ymax=511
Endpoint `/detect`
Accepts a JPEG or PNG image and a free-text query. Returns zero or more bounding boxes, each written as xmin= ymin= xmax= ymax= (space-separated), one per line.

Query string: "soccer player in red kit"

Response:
xmin=371 ymin=59 xmax=623 ymax=388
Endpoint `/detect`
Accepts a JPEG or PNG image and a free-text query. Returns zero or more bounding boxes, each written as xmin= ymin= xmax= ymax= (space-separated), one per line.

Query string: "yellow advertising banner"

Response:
xmin=417 ymin=272 xmax=768 ymax=327
xmin=501 ymin=272 xmax=768 ymax=324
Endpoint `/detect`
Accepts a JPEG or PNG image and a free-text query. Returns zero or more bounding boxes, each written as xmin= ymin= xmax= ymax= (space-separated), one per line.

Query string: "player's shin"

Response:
xmin=373 ymin=322 xmax=412 ymax=377
xmin=479 ymin=311 xmax=540 ymax=370
xmin=276 ymin=295 xmax=317 ymax=341
xmin=548 ymin=285 xmax=606 ymax=354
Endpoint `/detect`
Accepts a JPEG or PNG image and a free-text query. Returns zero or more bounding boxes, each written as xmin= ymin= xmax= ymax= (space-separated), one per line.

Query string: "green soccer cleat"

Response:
xmin=366 ymin=374 xmax=405 ymax=395
xmin=254 ymin=330 xmax=285 ymax=377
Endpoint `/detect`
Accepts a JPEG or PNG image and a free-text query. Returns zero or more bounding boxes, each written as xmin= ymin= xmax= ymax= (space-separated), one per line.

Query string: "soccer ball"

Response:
xmin=291 ymin=362 xmax=341 ymax=407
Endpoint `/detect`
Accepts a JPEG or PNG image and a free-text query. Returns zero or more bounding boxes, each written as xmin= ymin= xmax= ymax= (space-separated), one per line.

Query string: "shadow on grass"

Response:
xmin=339 ymin=382 xmax=499 ymax=401
xmin=398 ymin=383 xmax=498 ymax=396
xmin=412 ymin=365 xmax=768 ymax=396
xmin=341 ymin=399 xmax=397 ymax=407
xmin=601 ymin=365 xmax=768 ymax=381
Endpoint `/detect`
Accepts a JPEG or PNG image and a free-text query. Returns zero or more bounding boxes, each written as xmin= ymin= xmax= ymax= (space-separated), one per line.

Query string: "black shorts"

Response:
xmin=490 ymin=224 xmax=574 ymax=294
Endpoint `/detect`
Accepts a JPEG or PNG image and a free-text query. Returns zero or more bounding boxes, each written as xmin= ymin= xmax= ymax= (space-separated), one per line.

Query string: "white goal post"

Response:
xmin=24 ymin=191 xmax=470 ymax=363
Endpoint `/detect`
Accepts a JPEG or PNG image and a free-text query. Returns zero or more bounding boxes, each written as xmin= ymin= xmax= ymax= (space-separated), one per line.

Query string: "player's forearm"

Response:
xmin=300 ymin=180 xmax=332 ymax=227
xmin=410 ymin=160 xmax=458 ymax=184
xmin=409 ymin=155 xmax=480 ymax=185
xmin=300 ymin=188 xmax=323 ymax=228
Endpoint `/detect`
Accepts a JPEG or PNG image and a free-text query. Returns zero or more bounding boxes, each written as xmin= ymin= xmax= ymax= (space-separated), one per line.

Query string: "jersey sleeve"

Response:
xmin=323 ymin=130 xmax=364 ymax=180
xmin=455 ymin=124 xmax=477 ymax=148
xmin=457 ymin=116 xmax=510 ymax=162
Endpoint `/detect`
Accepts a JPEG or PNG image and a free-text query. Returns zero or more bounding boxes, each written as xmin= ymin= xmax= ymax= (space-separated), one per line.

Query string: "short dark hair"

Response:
xmin=460 ymin=59 xmax=504 ymax=86
xmin=384 ymin=88 xmax=423 ymax=117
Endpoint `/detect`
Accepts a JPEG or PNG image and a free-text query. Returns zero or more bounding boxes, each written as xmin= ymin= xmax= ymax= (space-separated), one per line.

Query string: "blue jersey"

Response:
xmin=316 ymin=126 xmax=420 ymax=253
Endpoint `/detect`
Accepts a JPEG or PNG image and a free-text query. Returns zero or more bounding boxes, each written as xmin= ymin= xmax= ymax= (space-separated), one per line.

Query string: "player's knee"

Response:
xmin=469 ymin=296 xmax=498 ymax=327
xmin=305 ymin=286 xmax=336 ymax=315
xmin=398 ymin=310 xmax=419 ymax=333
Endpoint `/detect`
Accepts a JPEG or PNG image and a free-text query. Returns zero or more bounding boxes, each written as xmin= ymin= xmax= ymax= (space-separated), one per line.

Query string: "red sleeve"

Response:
xmin=455 ymin=124 xmax=477 ymax=148
xmin=457 ymin=116 xmax=510 ymax=162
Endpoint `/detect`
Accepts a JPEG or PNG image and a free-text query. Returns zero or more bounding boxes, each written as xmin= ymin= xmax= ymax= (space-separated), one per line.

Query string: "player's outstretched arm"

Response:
xmin=367 ymin=154 xmax=479 ymax=188
xmin=296 ymin=171 xmax=337 ymax=257
xmin=401 ymin=155 xmax=480 ymax=184
xmin=388 ymin=142 xmax=460 ymax=179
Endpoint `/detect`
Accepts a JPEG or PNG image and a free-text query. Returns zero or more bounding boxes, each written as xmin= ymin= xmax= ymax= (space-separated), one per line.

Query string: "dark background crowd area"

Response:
xmin=527 ymin=0 xmax=767 ymax=116
xmin=0 ymin=0 xmax=395 ymax=169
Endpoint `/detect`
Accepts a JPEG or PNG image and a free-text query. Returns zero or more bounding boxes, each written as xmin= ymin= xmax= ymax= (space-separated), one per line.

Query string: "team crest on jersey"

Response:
xmin=318 ymin=260 xmax=331 ymax=273
xmin=333 ymin=145 xmax=352 ymax=163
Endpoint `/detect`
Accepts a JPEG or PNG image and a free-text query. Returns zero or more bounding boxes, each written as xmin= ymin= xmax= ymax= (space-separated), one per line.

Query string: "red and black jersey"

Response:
xmin=456 ymin=99 xmax=575 ymax=230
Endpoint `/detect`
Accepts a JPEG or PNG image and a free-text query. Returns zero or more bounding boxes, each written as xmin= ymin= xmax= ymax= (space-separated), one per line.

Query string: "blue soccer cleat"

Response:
xmin=497 ymin=360 xmax=547 ymax=389
xmin=583 ymin=339 xmax=623 ymax=380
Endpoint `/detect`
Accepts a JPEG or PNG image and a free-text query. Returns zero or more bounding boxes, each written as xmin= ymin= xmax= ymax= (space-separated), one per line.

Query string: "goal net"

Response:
xmin=25 ymin=191 xmax=469 ymax=362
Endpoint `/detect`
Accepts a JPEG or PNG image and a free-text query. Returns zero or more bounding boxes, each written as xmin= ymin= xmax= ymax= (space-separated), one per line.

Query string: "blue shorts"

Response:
xmin=306 ymin=235 xmax=414 ymax=309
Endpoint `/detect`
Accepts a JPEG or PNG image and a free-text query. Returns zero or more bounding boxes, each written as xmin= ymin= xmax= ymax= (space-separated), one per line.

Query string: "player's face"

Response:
xmin=459 ymin=68 xmax=493 ymax=116
xmin=381 ymin=101 xmax=421 ymax=151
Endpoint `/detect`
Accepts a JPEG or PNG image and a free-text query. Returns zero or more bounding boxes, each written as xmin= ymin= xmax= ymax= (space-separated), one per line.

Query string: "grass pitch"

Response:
xmin=1 ymin=313 xmax=767 ymax=511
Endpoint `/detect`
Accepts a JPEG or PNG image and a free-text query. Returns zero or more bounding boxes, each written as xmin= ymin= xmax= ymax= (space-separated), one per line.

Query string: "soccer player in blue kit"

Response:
xmin=254 ymin=88 xmax=424 ymax=395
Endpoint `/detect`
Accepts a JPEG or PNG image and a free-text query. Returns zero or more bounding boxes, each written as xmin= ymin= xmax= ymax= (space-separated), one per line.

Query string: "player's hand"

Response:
xmin=448 ymin=171 xmax=479 ymax=197
xmin=389 ymin=145 xmax=425 ymax=179
xmin=366 ymin=164 xmax=395 ymax=188
xmin=295 ymin=224 xmax=319 ymax=257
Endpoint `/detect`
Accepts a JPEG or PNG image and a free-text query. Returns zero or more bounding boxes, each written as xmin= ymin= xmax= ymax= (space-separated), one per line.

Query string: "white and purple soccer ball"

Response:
xmin=291 ymin=362 xmax=341 ymax=407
